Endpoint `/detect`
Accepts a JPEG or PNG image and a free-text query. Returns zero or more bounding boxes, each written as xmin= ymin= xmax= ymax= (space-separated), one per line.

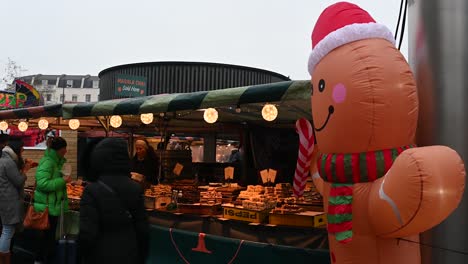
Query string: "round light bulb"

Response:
xmin=140 ymin=113 xmax=154 ymax=125
xmin=262 ymin=104 xmax=278 ymax=122
xmin=38 ymin=119 xmax=49 ymax=130
xmin=203 ymin=108 xmax=218 ymax=124
xmin=68 ymin=119 xmax=80 ymax=130
xmin=18 ymin=121 xmax=28 ymax=132
xmin=110 ymin=115 xmax=122 ymax=128
xmin=0 ymin=121 xmax=8 ymax=131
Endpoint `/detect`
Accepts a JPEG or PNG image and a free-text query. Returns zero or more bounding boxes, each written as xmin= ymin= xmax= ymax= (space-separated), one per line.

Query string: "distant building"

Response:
xmin=15 ymin=74 xmax=100 ymax=105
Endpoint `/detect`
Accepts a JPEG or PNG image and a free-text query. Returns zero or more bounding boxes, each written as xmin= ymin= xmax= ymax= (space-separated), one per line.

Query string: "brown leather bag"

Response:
xmin=23 ymin=186 xmax=49 ymax=230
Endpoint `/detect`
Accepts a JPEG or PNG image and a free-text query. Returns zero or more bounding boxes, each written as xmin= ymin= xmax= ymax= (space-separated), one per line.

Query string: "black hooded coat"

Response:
xmin=78 ymin=138 xmax=149 ymax=264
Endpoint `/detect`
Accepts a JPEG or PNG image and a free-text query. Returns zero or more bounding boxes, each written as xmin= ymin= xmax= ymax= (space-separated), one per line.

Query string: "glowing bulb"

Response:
xmin=18 ymin=121 xmax=28 ymax=132
xmin=203 ymin=108 xmax=218 ymax=124
xmin=110 ymin=115 xmax=122 ymax=128
xmin=0 ymin=121 xmax=8 ymax=131
xmin=140 ymin=113 xmax=154 ymax=125
xmin=262 ymin=104 xmax=278 ymax=122
xmin=38 ymin=119 xmax=49 ymax=130
xmin=68 ymin=119 xmax=80 ymax=130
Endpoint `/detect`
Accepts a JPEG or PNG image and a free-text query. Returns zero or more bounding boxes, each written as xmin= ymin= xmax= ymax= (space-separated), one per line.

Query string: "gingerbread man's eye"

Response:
xmin=318 ymin=79 xmax=326 ymax=92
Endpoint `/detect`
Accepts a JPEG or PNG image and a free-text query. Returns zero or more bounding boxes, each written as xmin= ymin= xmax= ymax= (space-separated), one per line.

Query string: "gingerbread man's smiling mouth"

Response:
xmin=314 ymin=105 xmax=334 ymax=132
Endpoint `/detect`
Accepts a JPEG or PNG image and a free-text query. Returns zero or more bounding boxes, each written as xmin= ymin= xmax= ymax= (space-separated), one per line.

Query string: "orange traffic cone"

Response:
xmin=192 ymin=233 xmax=212 ymax=254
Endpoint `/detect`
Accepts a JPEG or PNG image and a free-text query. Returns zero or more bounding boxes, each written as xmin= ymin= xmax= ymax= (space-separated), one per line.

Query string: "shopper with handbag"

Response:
xmin=33 ymin=137 xmax=71 ymax=263
xmin=79 ymin=138 xmax=149 ymax=264
xmin=0 ymin=140 xmax=33 ymax=263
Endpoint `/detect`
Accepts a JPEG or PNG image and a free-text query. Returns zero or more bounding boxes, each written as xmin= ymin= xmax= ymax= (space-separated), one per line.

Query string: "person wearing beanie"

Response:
xmin=79 ymin=138 xmax=149 ymax=264
xmin=33 ymin=136 xmax=71 ymax=263
xmin=0 ymin=140 xmax=33 ymax=264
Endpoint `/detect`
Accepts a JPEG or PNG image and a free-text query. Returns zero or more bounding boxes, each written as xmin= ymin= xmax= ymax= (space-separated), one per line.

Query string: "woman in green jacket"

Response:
xmin=33 ymin=137 xmax=71 ymax=263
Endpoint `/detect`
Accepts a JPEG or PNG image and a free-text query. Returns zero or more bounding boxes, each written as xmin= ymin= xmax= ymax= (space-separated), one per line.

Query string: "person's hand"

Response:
xmin=22 ymin=161 xmax=32 ymax=174
xmin=63 ymin=175 xmax=72 ymax=183
xmin=131 ymin=172 xmax=144 ymax=182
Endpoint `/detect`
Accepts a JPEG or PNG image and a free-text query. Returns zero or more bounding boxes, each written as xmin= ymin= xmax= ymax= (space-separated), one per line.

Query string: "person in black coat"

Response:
xmin=78 ymin=138 xmax=149 ymax=264
xmin=130 ymin=138 xmax=160 ymax=186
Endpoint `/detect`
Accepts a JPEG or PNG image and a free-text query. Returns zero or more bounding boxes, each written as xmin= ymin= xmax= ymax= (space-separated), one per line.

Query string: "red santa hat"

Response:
xmin=308 ymin=2 xmax=395 ymax=75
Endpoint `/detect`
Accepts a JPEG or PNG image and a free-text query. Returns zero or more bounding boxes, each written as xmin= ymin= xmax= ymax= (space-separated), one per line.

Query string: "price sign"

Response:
xmin=224 ymin=166 xmax=234 ymax=180
xmin=268 ymin=169 xmax=277 ymax=183
xmin=173 ymin=163 xmax=184 ymax=176
xmin=260 ymin=170 xmax=269 ymax=184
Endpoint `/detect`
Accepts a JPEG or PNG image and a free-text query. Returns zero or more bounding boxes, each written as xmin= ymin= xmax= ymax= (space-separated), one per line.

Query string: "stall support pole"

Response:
xmin=411 ymin=0 xmax=468 ymax=263
xmin=203 ymin=134 xmax=216 ymax=162
xmin=95 ymin=116 xmax=109 ymax=137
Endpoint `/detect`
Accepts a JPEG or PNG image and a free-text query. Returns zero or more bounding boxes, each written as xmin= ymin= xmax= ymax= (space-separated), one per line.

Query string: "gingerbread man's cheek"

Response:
xmin=332 ymin=83 xmax=347 ymax=103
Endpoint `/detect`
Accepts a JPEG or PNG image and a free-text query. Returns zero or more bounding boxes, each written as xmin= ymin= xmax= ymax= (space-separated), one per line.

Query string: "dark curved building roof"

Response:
xmin=98 ymin=61 xmax=290 ymax=100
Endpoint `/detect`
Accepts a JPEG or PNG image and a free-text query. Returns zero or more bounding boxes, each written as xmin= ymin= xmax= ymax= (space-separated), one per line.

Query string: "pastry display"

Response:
xmin=272 ymin=204 xmax=304 ymax=214
xmin=241 ymin=199 xmax=276 ymax=211
xmin=171 ymin=179 xmax=200 ymax=204
xmin=199 ymin=188 xmax=223 ymax=205
xmin=145 ymin=184 xmax=172 ymax=197
xmin=274 ymin=183 xmax=292 ymax=198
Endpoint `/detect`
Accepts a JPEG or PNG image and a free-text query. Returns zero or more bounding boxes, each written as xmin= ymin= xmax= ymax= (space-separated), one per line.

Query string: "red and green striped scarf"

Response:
xmin=320 ymin=145 xmax=415 ymax=243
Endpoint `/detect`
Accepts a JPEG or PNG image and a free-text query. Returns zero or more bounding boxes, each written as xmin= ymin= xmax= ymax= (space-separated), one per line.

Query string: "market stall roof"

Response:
xmin=0 ymin=104 xmax=62 ymax=120
xmin=62 ymin=80 xmax=312 ymax=124
xmin=0 ymin=81 xmax=312 ymax=132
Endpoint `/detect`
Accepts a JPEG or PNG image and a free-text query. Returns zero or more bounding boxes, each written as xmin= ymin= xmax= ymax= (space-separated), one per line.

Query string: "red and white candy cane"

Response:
xmin=293 ymin=118 xmax=315 ymax=198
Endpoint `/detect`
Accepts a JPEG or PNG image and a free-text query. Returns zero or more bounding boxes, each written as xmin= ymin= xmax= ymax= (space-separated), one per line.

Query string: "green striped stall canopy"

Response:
xmin=62 ymin=81 xmax=312 ymax=124
xmin=0 ymin=104 xmax=62 ymax=120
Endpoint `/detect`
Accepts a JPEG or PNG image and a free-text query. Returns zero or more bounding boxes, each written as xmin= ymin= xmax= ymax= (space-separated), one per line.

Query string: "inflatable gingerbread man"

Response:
xmin=307 ymin=2 xmax=466 ymax=264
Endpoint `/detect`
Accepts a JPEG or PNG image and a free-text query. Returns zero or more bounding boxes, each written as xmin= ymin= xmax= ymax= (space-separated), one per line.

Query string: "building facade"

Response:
xmin=16 ymin=74 xmax=100 ymax=104
xmin=99 ymin=61 xmax=290 ymax=100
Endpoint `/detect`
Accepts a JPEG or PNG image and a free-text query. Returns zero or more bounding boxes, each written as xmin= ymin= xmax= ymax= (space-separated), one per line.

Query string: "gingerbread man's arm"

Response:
xmin=368 ymin=146 xmax=465 ymax=238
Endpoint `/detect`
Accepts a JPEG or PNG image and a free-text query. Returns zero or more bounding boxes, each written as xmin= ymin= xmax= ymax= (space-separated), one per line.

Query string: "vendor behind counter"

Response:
xmin=131 ymin=139 xmax=160 ymax=187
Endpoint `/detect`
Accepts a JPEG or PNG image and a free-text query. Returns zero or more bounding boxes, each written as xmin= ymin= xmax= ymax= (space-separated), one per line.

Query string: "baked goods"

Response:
xmin=237 ymin=185 xmax=276 ymax=211
xmin=145 ymin=185 xmax=172 ymax=197
xmin=274 ymin=183 xmax=292 ymax=198
xmin=242 ymin=199 xmax=276 ymax=211
xmin=272 ymin=204 xmax=304 ymax=214
xmin=171 ymin=180 xmax=200 ymax=204
xmin=199 ymin=188 xmax=223 ymax=205
xmin=66 ymin=184 xmax=84 ymax=200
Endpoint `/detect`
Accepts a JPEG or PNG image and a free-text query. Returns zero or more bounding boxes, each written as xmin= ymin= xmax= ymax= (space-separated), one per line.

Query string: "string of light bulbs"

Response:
xmin=0 ymin=103 xmax=279 ymax=132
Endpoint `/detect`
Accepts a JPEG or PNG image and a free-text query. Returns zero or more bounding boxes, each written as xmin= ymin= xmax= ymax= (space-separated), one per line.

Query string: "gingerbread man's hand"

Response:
xmin=368 ymin=146 xmax=465 ymax=238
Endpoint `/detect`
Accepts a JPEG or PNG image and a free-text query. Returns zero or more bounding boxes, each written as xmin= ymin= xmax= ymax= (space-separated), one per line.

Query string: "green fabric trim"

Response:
xmin=199 ymin=86 xmax=249 ymax=109
xmin=375 ymin=150 xmax=385 ymax=179
xmin=327 ymin=214 xmax=352 ymax=224
xmin=335 ymin=230 xmax=353 ymax=241
xmin=392 ymin=148 xmax=399 ymax=160
xmin=331 ymin=183 xmax=353 ymax=188
xmin=331 ymin=154 xmax=337 ymax=182
xmin=359 ymin=152 xmax=367 ymax=182
xmin=90 ymin=99 xmax=126 ymax=116
xmin=321 ymin=155 xmax=328 ymax=179
xmin=140 ymin=94 xmax=180 ymax=113
xmin=280 ymin=81 xmax=311 ymax=101
xmin=328 ymin=196 xmax=353 ymax=205
xmin=344 ymin=154 xmax=352 ymax=180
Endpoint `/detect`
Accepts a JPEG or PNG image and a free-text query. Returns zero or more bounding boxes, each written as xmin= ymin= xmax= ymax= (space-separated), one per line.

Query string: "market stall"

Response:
xmin=0 ymin=80 xmax=329 ymax=262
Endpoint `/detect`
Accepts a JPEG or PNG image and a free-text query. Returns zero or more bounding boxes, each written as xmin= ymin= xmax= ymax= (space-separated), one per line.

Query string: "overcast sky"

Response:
xmin=0 ymin=0 xmax=408 ymax=83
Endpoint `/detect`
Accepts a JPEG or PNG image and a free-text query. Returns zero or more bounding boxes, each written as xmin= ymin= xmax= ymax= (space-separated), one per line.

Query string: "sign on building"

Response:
xmin=115 ymin=74 xmax=147 ymax=97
